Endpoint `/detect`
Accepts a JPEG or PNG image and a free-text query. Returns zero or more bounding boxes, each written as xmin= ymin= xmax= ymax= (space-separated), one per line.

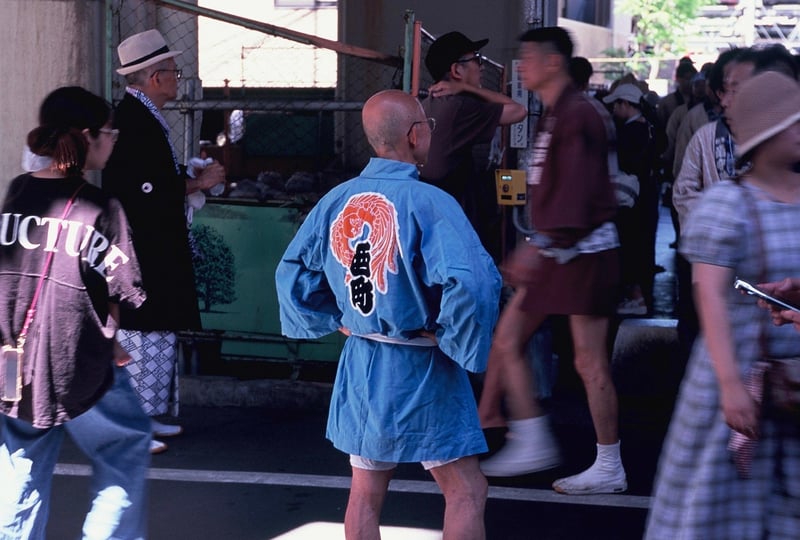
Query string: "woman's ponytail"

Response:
xmin=26 ymin=125 xmax=89 ymax=177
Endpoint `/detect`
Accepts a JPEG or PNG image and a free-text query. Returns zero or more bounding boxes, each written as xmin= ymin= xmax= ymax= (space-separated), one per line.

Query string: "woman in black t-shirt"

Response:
xmin=0 ymin=87 xmax=150 ymax=540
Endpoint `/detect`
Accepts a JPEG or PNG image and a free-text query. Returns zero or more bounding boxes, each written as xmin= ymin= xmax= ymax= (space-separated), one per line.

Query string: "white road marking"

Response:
xmin=54 ymin=463 xmax=650 ymax=509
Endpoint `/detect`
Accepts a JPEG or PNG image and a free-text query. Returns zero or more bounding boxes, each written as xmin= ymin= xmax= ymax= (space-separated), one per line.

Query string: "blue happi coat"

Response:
xmin=276 ymin=158 xmax=501 ymax=462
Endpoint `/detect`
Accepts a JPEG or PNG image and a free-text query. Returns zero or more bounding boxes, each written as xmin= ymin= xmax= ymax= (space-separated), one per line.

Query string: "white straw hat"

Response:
xmin=728 ymin=71 xmax=800 ymax=157
xmin=116 ymin=29 xmax=182 ymax=76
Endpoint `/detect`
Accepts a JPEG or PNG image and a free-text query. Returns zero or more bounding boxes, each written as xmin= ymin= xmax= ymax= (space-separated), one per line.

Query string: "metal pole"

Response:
xmin=182 ymin=77 xmax=195 ymax=164
xmin=411 ymin=20 xmax=422 ymax=97
xmin=164 ymin=99 xmax=365 ymax=111
xmin=402 ymin=10 xmax=415 ymax=93
xmin=104 ymin=0 xmax=114 ymax=100
xmin=515 ymin=0 xmax=550 ymax=242
xmin=154 ymin=0 xmax=401 ymax=67
xmin=222 ymin=80 xmax=232 ymax=170
xmin=522 ymin=0 xmax=557 ymax=29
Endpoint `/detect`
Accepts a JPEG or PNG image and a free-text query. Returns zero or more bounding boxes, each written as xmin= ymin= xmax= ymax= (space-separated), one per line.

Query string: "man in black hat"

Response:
xmin=421 ymin=31 xmax=526 ymax=259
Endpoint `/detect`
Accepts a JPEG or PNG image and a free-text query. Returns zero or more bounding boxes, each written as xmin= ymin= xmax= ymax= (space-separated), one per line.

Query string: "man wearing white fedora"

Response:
xmin=102 ymin=29 xmax=225 ymax=454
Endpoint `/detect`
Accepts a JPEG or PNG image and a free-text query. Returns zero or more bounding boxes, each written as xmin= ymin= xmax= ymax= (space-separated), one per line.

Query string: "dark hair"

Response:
xmin=708 ymin=48 xmax=744 ymax=94
xmin=569 ymin=56 xmax=593 ymax=89
xmin=26 ymin=86 xmax=111 ymax=177
xmin=519 ymin=26 xmax=573 ymax=60
xmin=675 ymin=62 xmax=697 ymax=81
xmin=754 ymin=43 xmax=799 ymax=80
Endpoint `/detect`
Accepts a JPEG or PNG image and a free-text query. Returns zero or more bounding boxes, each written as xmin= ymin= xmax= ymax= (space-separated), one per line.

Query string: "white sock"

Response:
xmin=508 ymin=416 xmax=548 ymax=438
xmin=594 ymin=441 xmax=623 ymax=472
xmin=552 ymin=440 xmax=627 ymax=493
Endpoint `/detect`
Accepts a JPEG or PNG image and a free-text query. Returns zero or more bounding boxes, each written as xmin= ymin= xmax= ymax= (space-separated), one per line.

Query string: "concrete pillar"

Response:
xmin=0 ymin=0 xmax=104 ymax=192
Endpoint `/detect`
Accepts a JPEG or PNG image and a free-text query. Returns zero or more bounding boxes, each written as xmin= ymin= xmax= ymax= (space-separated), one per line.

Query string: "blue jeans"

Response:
xmin=0 ymin=367 xmax=151 ymax=540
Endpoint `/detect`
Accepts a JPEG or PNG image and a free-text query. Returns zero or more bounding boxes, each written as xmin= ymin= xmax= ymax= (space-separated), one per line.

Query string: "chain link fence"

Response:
xmin=411 ymin=21 xmax=509 ymax=206
xmin=414 ymin=25 xmax=509 ymax=173
xmin=108 ymin=0 xmax=404 ymax=201
xmin=415 ymin=27 xmax=506 ymax=99
xmin=106 ymin=1 xmax=519 ymax=368
xmin=108 ymin=1 xmax=514 ymax=201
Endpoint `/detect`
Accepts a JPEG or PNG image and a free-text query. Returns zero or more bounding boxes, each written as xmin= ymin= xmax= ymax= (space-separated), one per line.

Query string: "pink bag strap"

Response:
xmin=16 ymin=183 xmax=86 ymax=348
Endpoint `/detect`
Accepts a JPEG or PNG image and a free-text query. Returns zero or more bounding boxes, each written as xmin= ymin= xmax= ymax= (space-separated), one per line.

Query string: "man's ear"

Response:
xmin=148 ymin=71 xmax=161 ymax=88
xmin=449 ymin=63 xmax=463 ymax=82
xmin=407 ymin=124 xmax=418 ymax=148
xmin=545 ymin=53 xmax=563 ymax=73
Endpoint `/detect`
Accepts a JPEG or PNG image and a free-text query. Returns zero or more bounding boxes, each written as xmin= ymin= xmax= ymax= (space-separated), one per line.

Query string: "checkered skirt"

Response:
xmin=644 ymin=183 xmax=800 ymax=539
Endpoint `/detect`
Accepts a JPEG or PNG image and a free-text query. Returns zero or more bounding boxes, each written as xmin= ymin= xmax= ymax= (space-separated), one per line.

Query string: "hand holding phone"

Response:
xmin=733 ymin=278 xmax=800 ymax=313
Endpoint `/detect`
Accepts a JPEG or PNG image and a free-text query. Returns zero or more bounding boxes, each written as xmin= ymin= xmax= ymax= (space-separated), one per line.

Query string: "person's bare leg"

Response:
xmin=478 ymin=290 xmax=546 ymax=425
xmin=428 ymin=456 xmax=487 ymax=540
xmin=552 ymin=315 xmax=626 ymax=495
xmin=345 ymin=467 xmax=393 ymax=540
xmin=570 ymin=315 xmax=618 ymax=444
xmin=479 ymin=292 xmax=560 ymax=476
xmin=476 ymin=345 xmax=507 ymax=428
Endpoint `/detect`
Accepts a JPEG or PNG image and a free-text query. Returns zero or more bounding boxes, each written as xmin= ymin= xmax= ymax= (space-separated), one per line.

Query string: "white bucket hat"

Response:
xmin=728 ymin=71 xmax=800 ymax=157
xmin=116 ymin=29 xmax=182 ymax=76
xmin=602 ymin=83 xmax=643 ymax=105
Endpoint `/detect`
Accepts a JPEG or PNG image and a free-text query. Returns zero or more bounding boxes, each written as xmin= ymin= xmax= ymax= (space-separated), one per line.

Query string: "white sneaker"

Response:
xmin=616 ymin=298 xmax=647 ymax=316
xmin=152 ymin=419 xmax=183 ymax=438
xmin=149 ymin=439 xmax=168 ymax=454
xmin=480 ymin=421 xmax=561 ymax=477
xmin=552 ymin=464 xmax=627 ymax=494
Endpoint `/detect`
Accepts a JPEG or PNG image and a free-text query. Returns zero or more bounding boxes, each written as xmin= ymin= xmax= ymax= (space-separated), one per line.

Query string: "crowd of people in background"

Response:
xmin=1 ymin=21 xmax=800 ymax=540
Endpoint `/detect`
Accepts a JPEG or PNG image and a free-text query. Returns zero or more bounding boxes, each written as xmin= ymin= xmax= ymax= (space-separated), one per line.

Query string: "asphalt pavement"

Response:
xmin=46 ymin=206 xmax=681 ymax=539
xmin=50 ymin=399 xmax=657 ymax=539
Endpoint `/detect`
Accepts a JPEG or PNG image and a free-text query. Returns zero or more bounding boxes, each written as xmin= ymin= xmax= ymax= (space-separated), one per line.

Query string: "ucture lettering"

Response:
xmin=0 ymin=213 xmax=130 ymax=279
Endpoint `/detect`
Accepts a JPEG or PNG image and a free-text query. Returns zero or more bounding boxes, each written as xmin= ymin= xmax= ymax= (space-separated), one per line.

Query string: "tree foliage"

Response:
xmin=618 ymin=0 xmax=715 ymax=54
xmin=191 ymin=224 xmax=237 ymax=312
xmin=599 ymin=47 xmax=651 ymax=81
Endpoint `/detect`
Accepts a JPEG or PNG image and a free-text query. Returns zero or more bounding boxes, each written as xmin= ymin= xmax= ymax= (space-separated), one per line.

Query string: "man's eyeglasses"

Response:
xmin=455 ymin=52 xmax=483 ymax=67
xmin=152 ymin=68 xmax=183 ymax=80
xmin=406 ymin=117 xmax=437 ymax=137
xmin=99 ymin=128 xmax=120 ymax=142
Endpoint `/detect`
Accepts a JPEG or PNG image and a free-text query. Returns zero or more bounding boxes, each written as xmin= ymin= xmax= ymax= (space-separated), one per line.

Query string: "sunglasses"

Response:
xmin=455 ymin=52 xmax=483 ymax=66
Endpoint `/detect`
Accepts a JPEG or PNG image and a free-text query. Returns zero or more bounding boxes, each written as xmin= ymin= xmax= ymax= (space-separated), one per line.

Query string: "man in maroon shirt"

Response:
xmin=421 ymin=31 xmax=526 ymax=258
xmin=479 ymin=27 xmax=627 ymax=495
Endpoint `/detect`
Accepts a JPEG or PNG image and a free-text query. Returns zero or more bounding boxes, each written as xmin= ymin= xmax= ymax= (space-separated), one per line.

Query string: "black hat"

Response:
xmin=425 ymin=31 xmax=489 ymax=82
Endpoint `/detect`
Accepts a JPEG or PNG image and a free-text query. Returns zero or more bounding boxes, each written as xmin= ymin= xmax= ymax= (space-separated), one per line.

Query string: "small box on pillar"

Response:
xmin=494 ymin=169 xmax=527 ymax=206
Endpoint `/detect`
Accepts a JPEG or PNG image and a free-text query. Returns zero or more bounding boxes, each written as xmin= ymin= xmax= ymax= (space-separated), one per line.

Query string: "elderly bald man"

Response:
xmin=276 ymin=89 xmax=501 ymax=539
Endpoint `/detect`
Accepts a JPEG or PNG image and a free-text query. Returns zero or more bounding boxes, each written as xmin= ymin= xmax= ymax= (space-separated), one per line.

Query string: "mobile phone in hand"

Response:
xmin=734 ymin=278 xmax=800 ymax=313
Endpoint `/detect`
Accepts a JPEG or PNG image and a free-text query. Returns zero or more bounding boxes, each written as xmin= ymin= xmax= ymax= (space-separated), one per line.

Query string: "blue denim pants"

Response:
xmin=0 ymin=367 xmax=151 ymax=540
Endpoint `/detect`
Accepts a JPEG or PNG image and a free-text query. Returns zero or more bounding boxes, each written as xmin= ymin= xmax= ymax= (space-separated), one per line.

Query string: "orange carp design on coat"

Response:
xmin=330 ymin=192 xmax=401 ymax=315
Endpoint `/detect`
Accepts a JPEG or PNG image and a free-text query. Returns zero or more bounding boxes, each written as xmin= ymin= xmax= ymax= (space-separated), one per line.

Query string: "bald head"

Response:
xmin=362 ymin=90 xmax=430 ymax=165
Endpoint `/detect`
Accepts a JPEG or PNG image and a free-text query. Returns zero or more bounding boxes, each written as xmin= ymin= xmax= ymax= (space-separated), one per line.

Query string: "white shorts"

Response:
xmin=350 ymin=454 xmax=457 ymax=471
